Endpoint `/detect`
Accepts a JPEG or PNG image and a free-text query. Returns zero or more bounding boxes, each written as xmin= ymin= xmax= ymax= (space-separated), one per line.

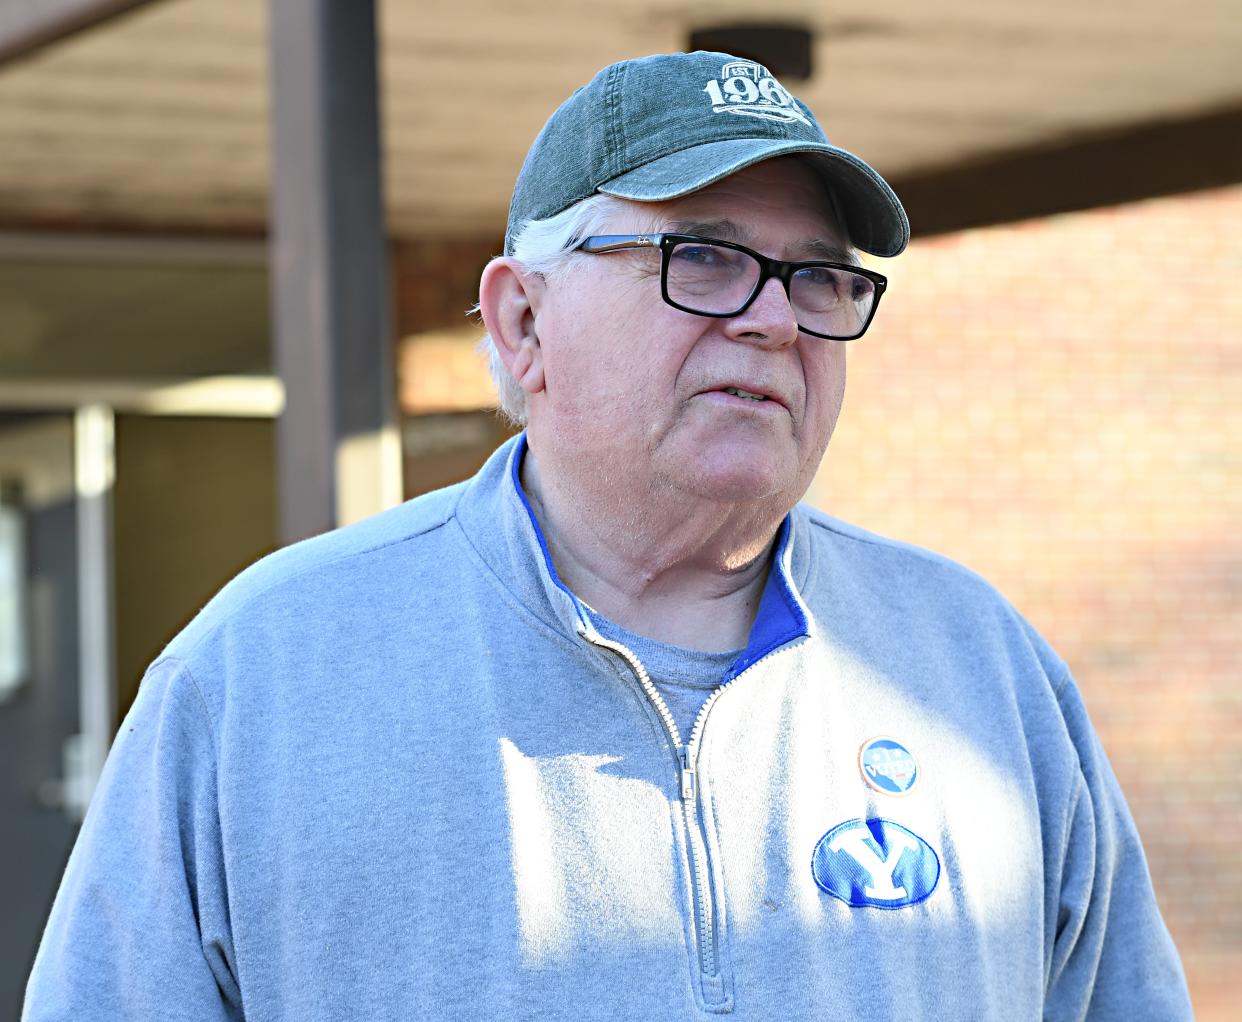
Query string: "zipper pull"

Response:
xmin=679 ymin=746 xmax=697 ymax=802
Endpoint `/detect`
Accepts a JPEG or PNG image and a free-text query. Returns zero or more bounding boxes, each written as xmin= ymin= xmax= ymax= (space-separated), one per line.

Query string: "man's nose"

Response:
xmin=723 ymin=276 xmax=800 ymax=348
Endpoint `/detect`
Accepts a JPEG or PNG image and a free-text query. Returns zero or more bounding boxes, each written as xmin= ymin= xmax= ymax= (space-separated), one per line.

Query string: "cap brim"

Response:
xmin=597 ymin=138 xmax=909 ymax=258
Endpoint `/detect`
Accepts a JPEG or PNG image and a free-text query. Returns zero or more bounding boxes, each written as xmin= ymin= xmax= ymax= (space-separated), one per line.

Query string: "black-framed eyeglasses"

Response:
xmin=576 ymin=233 xmax=887 ymax=341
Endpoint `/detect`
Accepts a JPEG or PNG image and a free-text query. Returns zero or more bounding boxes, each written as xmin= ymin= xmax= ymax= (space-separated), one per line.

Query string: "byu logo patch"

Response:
xmin=811 ymin=818 xmax=940 ymax=908
xmin=859 ymin=736 xmax=919 ymax=795
xmin=701 ymin=60 xmax=811 ymax=127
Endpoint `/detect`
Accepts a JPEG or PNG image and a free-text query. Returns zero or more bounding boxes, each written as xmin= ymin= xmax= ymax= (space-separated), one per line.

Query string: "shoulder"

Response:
xmin=794 ymin=503 xmax=1067 ymax=678
xmin=163 ymin=479 xmax=470 ymax=663
xmin=799 ymin=503 xmax=1006 ymax=598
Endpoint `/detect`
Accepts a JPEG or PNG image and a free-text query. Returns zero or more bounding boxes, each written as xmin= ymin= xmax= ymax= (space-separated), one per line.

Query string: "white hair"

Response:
xmin=474 ymin=193 xmax=633 ymax=426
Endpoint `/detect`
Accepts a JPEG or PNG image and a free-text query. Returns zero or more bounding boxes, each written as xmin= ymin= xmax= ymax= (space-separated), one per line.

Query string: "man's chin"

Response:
xmin=664 ymin=447 xmax=799 ymax=508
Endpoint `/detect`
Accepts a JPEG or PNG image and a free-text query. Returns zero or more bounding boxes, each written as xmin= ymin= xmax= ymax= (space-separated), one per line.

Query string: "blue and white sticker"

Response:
xmin=858 ymin=736 xmax=919 ymax=795
xmin=811 ymin=818 xmax=940 ymax=909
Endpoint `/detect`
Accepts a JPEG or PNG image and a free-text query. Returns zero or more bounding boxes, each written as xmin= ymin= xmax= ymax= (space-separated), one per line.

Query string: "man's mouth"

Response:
xmin=721 ymin=386 xmax=769 ymax=402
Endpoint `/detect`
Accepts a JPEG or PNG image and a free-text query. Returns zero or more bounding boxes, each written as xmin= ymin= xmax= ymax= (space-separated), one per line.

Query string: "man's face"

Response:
xmin=527 ymin=156 xmax=851 ymax=515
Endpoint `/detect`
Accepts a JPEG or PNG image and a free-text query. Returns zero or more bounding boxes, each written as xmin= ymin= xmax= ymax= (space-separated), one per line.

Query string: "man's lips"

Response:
xmin=698 ymin=383 xmax=790 ymax=410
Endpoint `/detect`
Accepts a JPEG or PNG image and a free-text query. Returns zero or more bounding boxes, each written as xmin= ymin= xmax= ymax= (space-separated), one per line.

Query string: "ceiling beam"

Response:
xmin=0 ymin=377 xmax=283 ymax=417
xmin=0 ymin=0 xmax=158 ymax=66
xmin=0 ymin=230 xmax=265 ymax=266
xmin=893 ymin=104 xmax=1242 ymax=238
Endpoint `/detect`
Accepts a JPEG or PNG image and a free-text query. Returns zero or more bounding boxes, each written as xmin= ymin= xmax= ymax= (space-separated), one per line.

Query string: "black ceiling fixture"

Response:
xmin=687 ymin=24 xmax=814 ymax=81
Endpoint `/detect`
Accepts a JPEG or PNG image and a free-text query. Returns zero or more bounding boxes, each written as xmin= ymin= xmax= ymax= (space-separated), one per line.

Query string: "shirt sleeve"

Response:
xmin=1043 ymin=672 xmax=1193 ymax=1021
xmin=23 ymin=657 xmax=241 ymax=1021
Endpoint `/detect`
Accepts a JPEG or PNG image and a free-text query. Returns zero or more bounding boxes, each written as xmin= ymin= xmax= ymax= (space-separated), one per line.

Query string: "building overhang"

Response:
xmin=1 ymin=0 xmax=1239 ymax=241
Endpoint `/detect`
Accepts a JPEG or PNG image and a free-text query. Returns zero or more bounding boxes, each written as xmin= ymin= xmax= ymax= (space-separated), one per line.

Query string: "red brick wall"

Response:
xmin=810 ymin=185 xmax=1241 ymax=1019
xmin=393 ymin=235 xmax=499 ymax=335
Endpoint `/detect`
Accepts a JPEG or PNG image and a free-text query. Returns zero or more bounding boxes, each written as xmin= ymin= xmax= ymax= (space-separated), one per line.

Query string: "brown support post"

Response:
xmin=265 ymin=0 xmax=400 ymax=544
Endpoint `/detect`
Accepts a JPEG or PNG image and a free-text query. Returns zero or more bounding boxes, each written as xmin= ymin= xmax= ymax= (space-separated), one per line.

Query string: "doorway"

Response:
xmin=0 ymin=415 xmax=80 ymax=1019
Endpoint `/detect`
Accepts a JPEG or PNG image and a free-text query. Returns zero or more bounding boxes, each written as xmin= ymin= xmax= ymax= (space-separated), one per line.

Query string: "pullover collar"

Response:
xmin=455 ymin=433 xmax=814 ymax=672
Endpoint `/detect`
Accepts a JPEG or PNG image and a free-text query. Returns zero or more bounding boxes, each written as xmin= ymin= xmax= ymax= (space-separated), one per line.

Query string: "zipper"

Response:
xmin=584 ymin=627 xmax=798 ymax=994
xmin=584 ymin=632 xmax=721 ymax=980
xmin=678 ymin=674 xmax=755 ymax=976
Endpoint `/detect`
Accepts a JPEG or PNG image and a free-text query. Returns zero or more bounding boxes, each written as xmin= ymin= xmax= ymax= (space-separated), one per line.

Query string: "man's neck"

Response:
xmin=520 ymin=446 xmax=783 ymax=652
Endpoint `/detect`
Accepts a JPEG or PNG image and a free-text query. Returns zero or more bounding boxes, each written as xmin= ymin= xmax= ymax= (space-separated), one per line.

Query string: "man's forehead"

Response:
xmin=663 ymin=216 xmax=854 ymax=263
xmin=606 ymin=157 xmax=853 ymax=258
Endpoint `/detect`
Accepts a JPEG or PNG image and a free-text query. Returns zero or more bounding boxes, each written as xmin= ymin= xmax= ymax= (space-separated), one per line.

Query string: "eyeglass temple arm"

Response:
xmin=577 ymin=234 xmax=663 ymax=253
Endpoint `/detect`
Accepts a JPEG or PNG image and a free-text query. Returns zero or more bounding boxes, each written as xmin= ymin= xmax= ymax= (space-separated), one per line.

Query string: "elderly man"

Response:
xmin=27 ymin=52 xmax=1189 ymax=1020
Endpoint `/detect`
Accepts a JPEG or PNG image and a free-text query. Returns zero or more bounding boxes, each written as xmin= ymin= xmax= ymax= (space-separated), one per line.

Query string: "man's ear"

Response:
xmin=479 ymin=258 xmax=545 ymax=396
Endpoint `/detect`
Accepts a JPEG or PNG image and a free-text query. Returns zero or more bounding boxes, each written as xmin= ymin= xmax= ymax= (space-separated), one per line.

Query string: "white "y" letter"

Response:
xmin=827 ymin=828 xmax=918 ymax=900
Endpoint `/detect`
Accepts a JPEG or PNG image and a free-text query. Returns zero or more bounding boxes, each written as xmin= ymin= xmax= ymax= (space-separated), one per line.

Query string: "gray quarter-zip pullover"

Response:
xmin=25 ymin=434 xmax=1191 ymax=1020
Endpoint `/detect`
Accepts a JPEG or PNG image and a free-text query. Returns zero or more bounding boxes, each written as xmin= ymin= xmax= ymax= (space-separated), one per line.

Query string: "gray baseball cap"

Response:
xmin=505 ymin=50 xmax=909 ymax=258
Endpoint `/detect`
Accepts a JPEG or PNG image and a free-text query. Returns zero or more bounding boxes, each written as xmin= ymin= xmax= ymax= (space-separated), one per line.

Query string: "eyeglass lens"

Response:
xmin=667 ymin=240 xmax=876 ymax=339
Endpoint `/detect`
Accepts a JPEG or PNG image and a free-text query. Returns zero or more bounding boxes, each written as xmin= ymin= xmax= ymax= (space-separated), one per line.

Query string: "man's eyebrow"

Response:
xmin=666 ymin=218 xmax=752 ymax=244
xmin=801 ymin=238 xmax=859 ymax=265
xmin=665 ymin=218 xmax=857 ymax=265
